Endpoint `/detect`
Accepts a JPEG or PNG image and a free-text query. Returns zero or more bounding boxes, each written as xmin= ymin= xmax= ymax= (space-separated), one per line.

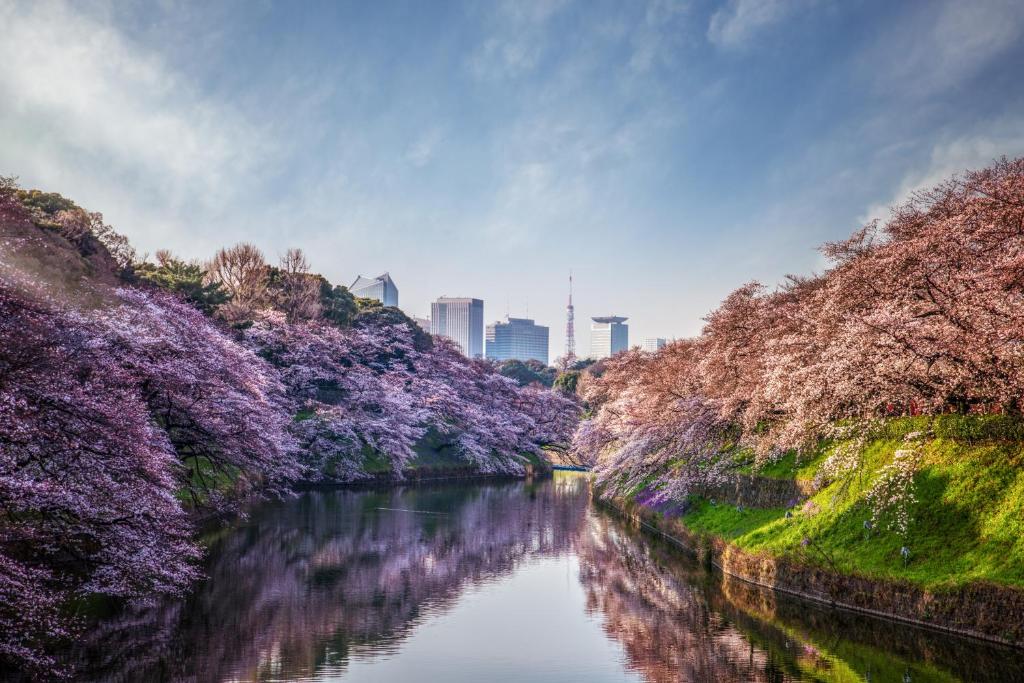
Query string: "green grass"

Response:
xmin=175 ymin=455 xmax=242 ymax=508
xmin=670 ymin=418 xmax=1024 ymax=590
xmin=732 ymin=448 xmax=828 ymax=480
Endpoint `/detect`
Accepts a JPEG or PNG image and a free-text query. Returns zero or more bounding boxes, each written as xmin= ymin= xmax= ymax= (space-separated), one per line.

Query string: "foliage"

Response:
xmin=353 ymin=302 xmax=433 ymax=351
xmin=269 ymin=248 xmax=322 ymax=323
xmin=569 ymin=358 xmax=597 ymax=372
xmin=318 ymin=278 xmax=357 ymax=327
xmin=15 ymin=188 xmax=77 ymax=218
xmin=95 ymin=288 xmax=299 ymax=507
xmin=206 ymin=242 xmax=270 ymax=323
xmin=864 ymin=446 xmax=919 ymax=538
xmin=134 ymin=250 xmax=229 ymax=314
xmin=553 ymin=369 xmax=580 ymax=395
xmin=498 ymin=358 xmax=557 ymax=387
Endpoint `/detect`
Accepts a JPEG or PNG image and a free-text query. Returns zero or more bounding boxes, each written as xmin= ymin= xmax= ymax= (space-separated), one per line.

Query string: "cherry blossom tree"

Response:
xmin=575 ymin=157 xmax=1024 ymax=498
xmin=95 ymin=288 xmax=299 ymax=507
xmin=245 ymin=314 xmax=580 ymax=480
xmin=245 ymin=314 xmax=426 ymax=479
xmin=0 ymin=282 xmax=199 ymax=674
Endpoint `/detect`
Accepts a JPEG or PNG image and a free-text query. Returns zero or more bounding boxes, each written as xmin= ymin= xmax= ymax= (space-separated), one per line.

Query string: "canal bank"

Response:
xmin=294 ymin=447 xmax=553 ymax=490
xmin=596 ymin=489 xmax=1024 ymax=650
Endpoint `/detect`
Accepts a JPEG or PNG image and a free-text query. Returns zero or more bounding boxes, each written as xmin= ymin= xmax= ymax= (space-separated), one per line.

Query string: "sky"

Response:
xmin=2 ymin=0 xmax=1024 ymax=360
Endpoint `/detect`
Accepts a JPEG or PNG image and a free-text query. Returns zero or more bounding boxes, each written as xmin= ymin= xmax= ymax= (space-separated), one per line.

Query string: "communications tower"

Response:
xmin=565 ymin=271 xmax=576 ymax=365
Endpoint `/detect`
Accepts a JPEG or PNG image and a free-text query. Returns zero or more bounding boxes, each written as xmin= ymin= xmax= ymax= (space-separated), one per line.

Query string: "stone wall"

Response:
xmin=704 ymin=473 xmax=816 ymax=509
xmin=599 ymin=494 xmax=1024 ymax=648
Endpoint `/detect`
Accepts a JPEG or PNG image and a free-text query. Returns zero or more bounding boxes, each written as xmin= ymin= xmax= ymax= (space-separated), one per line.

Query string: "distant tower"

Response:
xmin=565 ymin=271 xmax=576 ymax=365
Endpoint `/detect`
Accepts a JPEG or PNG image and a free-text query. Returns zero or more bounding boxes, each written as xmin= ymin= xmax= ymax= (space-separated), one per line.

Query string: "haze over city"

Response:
xmin=3 ymin=0 xmax=1023 ymax=357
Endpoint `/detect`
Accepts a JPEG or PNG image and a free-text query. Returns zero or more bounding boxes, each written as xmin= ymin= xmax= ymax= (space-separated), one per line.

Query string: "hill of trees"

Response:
xmin=0 ymin=178 xmax=579 ymax=676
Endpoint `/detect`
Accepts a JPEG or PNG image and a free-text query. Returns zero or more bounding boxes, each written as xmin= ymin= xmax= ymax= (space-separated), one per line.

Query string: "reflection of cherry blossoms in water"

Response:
xmin=575 ymin=512 xmax=1024 ymax=683
xmin=69 ymin=476 xmax=590 ymax=682
xmin=576 ymin=515 xmax=791 ymax=683
xmin=65 ymin=474 xmax=1021 ymax=683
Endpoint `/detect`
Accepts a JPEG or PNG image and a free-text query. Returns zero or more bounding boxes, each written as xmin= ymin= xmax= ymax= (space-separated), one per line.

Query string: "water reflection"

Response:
xmin=69 ymin=474 xmax=1021 ymax=682
xmin=576 ymin=511 xmax=1024 ymax=683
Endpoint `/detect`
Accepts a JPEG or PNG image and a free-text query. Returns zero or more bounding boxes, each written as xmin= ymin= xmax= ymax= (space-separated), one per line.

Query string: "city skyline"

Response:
xmin=361 ymin=272 xmax=664 ymax=362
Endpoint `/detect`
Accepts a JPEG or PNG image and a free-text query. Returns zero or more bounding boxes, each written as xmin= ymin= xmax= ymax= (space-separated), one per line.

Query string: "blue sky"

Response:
xmin=2 ymin=0 xmax=1023 ymax=358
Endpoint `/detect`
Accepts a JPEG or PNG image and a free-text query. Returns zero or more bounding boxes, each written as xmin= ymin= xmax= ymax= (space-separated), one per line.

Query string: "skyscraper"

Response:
xmin=486 ymin=317 xmax=549 ymax=365
xmin=564 ymin=271 xmax=576 ymax=365
xmin=641 ymin=337 xmax=667 ymax=352
xmin=590 ymin=316 xmax=628 ymax=359
xmin=349 ymin=272 xmax=398 ymax=307
xmin=431 ymin=297 xmax=484 ymax=357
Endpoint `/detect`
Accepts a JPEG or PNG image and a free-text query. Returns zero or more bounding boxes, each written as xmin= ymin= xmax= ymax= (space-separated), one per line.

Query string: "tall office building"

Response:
xmin=641 ymin=337 xmax=667 ymax=352
xmin=413 ymin=316 xmax=431 ymax=333
xmin=590 ymin=316 xmax=629 ymax=359
xmin=431 ymin=297 xmax=484 ymax=357
xmin=486 ymin=317 xmax=549 ymax=365
xmin=349 ymin=272 xmax=398 ymax=307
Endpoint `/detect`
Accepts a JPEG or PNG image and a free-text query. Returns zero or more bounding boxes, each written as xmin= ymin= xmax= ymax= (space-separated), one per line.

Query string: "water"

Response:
xmin=70 ymin=473 xmax=1022 ymax=682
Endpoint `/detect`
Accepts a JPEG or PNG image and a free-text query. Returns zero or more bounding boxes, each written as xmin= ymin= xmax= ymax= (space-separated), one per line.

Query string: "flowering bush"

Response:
xmin=865 ymin=447 xmax=921 ymax=539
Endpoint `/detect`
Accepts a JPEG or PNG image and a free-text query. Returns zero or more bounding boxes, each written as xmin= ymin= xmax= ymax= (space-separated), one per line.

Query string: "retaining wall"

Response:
xmin=598 ymin=493 xmax=1024 ymax=649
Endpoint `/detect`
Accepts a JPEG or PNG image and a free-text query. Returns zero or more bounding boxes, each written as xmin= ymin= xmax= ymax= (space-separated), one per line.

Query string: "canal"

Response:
xmin=70 ymin=472 xmax=1022 ymax=682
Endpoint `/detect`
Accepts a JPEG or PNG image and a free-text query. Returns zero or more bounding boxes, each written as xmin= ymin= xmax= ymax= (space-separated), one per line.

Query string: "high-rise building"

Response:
xmin=564 ymin=271 xmax=576 ymax=365
xmin=431 ymin=297 xmax=484 ymax=357
xmin=641 ymin=337 xmax=667 ymax=352
xmin=349 ymin=272 xmax=398 ymax=307
xmin=486 ymin=317 xmax=549 ymax=365
xmin=590 ymin=316 xmax=628 ymax=359
xmin=413 ymin=316 xmax=431 ymax=332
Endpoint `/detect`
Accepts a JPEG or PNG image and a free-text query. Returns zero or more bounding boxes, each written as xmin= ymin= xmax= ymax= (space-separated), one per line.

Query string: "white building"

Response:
xmin=349 ymin=272 xmax=398 ymax=307
xmin=431 ymin=297 xmax=484 ymax=357
xmin=590 ymin=316 xmax=628 ymax=359
xmin=641 ymin=337 xmax=667 ymax=352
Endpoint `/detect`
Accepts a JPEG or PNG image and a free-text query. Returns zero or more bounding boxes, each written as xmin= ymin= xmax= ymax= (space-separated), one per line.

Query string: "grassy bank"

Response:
xmin=637 ymin=416 xmax=1024 ymax=591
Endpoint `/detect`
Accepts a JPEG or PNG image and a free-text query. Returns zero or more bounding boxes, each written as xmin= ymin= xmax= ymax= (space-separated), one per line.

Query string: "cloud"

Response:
xmin=707 ymin=0 xmax=811 ymax=49
xmin=466 ymin=0 xmax=571 ymax=80
xmin=864 ymin=0 xmax=1024 ymax=98
xmin=858 ymin=119 xmax=1024 ymax=226
xmin=0 ymin=0 xmax=267 ymax=249
xmin=628 ymin=0 xmax=690 ymax=73
xmin=404 ymin=129 xmax=444 ymax=168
